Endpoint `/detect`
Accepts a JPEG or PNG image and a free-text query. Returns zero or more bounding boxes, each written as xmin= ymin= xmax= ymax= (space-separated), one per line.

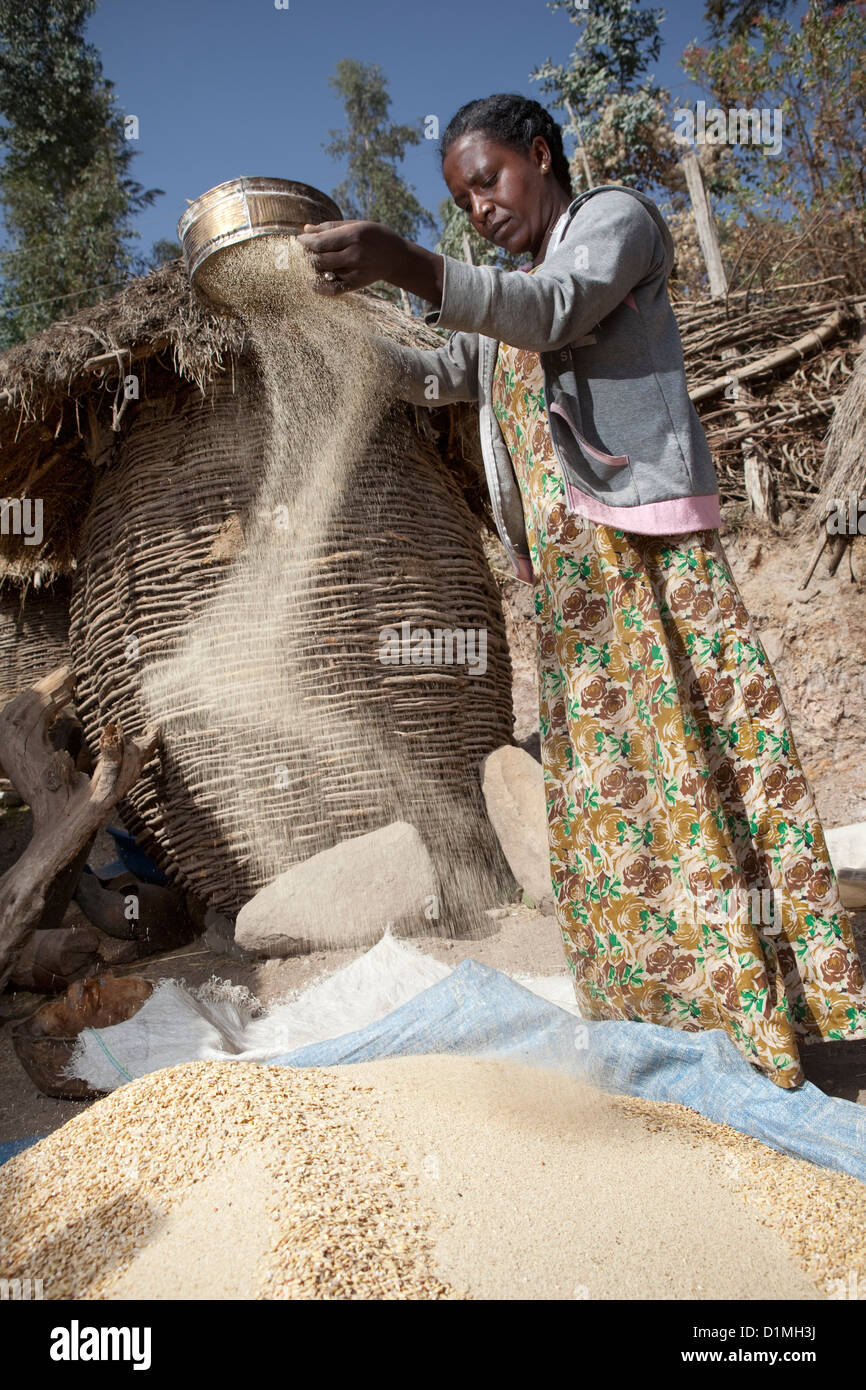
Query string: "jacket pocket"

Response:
xmin=550 ymin=402 xmax=630 ymax=467
xmin=547 ymin=399 xmax=639 ymax=507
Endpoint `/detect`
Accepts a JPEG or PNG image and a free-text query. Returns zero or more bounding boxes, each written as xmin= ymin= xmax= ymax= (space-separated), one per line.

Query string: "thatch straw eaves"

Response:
xmin=809 ymin=341 xmax=866 ymax=529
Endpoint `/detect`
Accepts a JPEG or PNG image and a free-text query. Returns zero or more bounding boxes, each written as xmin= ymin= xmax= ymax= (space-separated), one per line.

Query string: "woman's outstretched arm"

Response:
xmin=298 ymin=220 xmax=444 ymax=307
xmin=375 ymin=329 xmax=480 ymax=407
xmin=297 ymin=190 xmax=670 ymax=355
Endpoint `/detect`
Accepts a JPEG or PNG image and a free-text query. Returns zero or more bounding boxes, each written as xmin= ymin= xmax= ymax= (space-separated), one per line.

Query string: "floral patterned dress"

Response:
xmin=492 ymin=336 xmax=866 ymax=1090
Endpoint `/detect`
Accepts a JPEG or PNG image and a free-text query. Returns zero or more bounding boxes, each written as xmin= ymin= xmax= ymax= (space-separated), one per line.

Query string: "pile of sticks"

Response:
xmin=673 ymin=283 xmax=866 ymax=512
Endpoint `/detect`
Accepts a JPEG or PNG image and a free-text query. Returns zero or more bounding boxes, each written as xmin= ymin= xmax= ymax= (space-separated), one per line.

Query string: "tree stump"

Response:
xmin=0 ymin=665 xmax=158 ymax=991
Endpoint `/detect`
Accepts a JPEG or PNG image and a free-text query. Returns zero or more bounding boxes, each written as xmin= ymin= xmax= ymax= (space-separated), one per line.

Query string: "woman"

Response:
xmin=297 ymin=93 xmax=866 ymax=1090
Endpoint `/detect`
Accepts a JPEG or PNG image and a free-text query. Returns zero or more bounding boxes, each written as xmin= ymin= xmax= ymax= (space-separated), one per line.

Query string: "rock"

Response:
xmin=234 ymin=821 xmax=439 ymax=955
xmin=480 ymin=745 xmax=555 ymax=915
xmin=826 ymin=823 xmax=866 ymax=909
xmin=758 ymin=626 xmax=784 ymax=665
xmin=836 ymin=871 xmax=866 ymax=911
xmin=204 ymin=908 xmax=248 ymax=960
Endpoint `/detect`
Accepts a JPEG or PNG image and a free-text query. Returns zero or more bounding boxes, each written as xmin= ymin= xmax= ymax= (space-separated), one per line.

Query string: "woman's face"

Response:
xmin=441 ymin=132 xmax=568 ymax=257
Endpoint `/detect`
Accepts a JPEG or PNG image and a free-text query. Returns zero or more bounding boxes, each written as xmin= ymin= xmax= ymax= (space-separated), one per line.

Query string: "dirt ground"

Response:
xmin=2 ymin=506 xmax=866 ymax=1143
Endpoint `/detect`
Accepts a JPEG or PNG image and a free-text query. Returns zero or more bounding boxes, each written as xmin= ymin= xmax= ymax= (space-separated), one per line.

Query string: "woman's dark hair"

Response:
xmin=440 ymin=94 xmax=573 ymax=198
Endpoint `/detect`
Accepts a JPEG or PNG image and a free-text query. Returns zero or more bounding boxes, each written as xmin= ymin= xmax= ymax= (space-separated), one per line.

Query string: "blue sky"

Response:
xmin=86 ymin=0 xmax=730 ymax=260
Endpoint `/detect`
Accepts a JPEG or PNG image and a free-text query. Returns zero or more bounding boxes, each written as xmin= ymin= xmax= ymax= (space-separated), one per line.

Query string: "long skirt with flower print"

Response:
xmin=492 ymin=337 xmax=866 ymax=1089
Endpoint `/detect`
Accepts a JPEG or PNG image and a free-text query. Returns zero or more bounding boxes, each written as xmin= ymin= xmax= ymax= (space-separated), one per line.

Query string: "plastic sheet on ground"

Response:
xmin=0 ymin=1133 xmax=47 ymax=1166
xmin=270 ymin=959 xmax=866 ymax=1186
xmin=61 ymin=931 xmax=577 ymax=1093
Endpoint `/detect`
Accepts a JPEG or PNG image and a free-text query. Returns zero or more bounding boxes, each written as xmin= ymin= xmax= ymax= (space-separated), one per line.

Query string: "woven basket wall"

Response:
xmin=0 ymin=584 xmax=71 ymax=708
xmin=68 ymin=361 xmax=516 ymax=926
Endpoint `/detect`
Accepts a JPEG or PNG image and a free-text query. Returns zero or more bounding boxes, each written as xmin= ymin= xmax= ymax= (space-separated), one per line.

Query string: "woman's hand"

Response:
xmin=296 ymin=220 xmax=444 ymax=305
xmin=296 ymin=220 xmax=401 ymax=293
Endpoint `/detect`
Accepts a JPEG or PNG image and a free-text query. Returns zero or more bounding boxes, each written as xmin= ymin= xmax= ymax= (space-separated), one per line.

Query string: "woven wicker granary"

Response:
xmin=67 ymin=359 xmax=515 ymax=924
xmin=0 ymin=583 xmax=71 ymax=709
xmin=0 ymin=263 xmax=517 ymax=931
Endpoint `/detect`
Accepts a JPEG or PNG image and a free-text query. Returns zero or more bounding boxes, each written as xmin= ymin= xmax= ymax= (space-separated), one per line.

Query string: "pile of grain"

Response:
xmin=0 ymin=1060 xmax=459 ymax=1300
xmin=3 ymin=1055 xmax=863 ymax=1300
xmin=615 ymin=1091 xmax=866 ymax=1300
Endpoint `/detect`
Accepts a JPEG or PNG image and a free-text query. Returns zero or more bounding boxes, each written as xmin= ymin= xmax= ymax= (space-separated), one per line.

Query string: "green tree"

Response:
xmin=703 ymin=0 xmax=793 ymax=40
xmin=148 ymin=237 xmax=182 ymax=269
xmin=0 ymin=0 xmax=162 ymax=348
xmin=702 ymin=0 xmax=859 ymax=41
xmin=531 ymin=0 xmax=680 ymax=193
xmin=324 ymin=58 xmax=434 ymax=305
xmin=529 ymin=0 xmax=755 ymax=296
xmin=682 ymin=0 xmax=866 ymax=293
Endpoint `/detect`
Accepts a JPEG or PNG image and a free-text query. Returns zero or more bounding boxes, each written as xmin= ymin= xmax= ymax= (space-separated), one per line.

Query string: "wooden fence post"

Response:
xmin=679 ymin=150 xmax=727 ymax=299
xmin=680 ymin=147 xmax=776 ymax=521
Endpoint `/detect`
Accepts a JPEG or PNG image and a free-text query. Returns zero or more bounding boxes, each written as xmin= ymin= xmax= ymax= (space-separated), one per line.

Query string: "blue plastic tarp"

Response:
xmin=272 ymin=959 xmax=866 ymax=1186
xmin=0 ymin=1133 xmax=46 ymax=1166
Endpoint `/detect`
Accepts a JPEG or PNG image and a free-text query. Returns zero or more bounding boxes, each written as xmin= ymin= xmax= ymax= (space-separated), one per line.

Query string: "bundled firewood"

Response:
xmin=671 ymin=283 xmax=866 ymax=513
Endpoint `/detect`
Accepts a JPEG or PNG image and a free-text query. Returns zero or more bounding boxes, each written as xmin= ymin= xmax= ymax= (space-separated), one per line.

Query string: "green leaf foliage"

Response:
xmin=0 ymin=0 xmax=163 ymax=346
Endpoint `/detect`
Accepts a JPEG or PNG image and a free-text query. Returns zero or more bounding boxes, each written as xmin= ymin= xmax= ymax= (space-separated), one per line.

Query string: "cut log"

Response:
xmin=9 ymin=925 xmax=101 ymax=992
xmin=0 ymin=665 xmax=158 ymax=991
xmin=34 ymin=831 xmax=96 ymax=933
xmin=744 ymin=454 xmax=776 ymax=522
xmin=721 ymin=351 xmax=777 ymax=525
xmin=736 ymin=384 xmax=776 ymax=525
xmin=74 ymin=869 xmax=197 ymax=954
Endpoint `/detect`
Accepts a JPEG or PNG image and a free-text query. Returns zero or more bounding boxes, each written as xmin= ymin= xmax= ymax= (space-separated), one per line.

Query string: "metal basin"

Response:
xmin=177 ymin=176 xmax=342 ymax=286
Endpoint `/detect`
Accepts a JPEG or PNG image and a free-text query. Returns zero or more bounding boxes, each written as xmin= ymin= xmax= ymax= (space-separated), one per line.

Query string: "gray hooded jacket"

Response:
xmin=376 ymin=185 xmax=720 ymax=584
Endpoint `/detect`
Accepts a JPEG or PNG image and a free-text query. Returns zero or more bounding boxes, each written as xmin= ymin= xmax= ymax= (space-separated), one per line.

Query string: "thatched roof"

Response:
xmin=0 ymin=259 xmax=486 ymax=586
xmin=0 ymin=259 xmax=240 ymax=413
